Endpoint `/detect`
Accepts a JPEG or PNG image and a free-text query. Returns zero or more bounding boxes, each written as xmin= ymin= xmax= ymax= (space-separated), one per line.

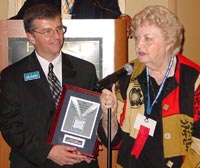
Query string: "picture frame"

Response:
xmin=48 ymin=84 xmax=102 ymax=158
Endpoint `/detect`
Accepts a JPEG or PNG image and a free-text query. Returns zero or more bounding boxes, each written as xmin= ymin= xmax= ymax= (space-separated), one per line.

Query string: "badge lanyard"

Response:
xmin=146 ymin=56 xmax=174 ymax=115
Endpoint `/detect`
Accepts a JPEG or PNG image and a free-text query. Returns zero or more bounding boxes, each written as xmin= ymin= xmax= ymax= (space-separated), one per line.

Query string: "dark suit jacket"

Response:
xmin=10 ymin=0 xmax=121 ymax=19
xmin=0 ymin=52 xmax=98 ymax=168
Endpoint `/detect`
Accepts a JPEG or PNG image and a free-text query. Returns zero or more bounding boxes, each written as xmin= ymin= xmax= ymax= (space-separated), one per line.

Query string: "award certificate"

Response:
xmin=48 ymin=84 xmax=102 ymax=158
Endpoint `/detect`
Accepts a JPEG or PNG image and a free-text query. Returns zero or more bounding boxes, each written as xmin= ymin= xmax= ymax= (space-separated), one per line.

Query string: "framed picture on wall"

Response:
xmin=8 ymin=37 xmax=103 ymax=79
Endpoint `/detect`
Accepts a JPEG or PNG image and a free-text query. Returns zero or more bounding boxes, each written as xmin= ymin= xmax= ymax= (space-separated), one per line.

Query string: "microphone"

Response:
xmin=94 ymin=63 xmax=133 ymax=91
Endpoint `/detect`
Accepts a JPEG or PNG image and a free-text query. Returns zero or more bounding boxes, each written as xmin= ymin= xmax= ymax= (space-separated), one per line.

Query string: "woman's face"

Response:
xmin=134 ymin=23 xmax=170 ymax=69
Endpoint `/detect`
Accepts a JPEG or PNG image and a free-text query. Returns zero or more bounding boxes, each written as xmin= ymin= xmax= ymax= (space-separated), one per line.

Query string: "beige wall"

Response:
xmin=0 ymin=1 xmax=8 ymax=19
xmin=176 ymin=0 xmax=200 ymax=64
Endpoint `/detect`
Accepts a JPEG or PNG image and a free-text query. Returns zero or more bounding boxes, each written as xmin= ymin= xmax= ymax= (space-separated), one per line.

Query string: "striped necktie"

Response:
xmin=48 ymin=63 xmax=62 ymax=107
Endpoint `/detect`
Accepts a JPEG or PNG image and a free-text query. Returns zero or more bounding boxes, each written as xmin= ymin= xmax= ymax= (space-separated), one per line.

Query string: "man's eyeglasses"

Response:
xmin=31 ymin=25 xmax=67 ymax=38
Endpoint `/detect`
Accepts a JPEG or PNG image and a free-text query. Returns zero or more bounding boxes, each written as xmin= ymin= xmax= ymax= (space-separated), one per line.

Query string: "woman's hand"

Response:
xmin=100 ymin=85 xmax=119 ymax=140
xmin=100 ymin=85 xmax=118 ymax=121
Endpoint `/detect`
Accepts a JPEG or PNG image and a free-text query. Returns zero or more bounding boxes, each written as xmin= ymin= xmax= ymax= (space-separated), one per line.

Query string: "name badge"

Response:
xmin=24 ymin=71 xmax=40 ymax=81
xmin=134 ymin=113 xmax=157 ymax=136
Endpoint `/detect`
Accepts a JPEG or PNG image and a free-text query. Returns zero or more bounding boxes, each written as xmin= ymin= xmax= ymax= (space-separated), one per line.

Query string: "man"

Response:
xmin=0 ymin=3 xmax=98 ymax=168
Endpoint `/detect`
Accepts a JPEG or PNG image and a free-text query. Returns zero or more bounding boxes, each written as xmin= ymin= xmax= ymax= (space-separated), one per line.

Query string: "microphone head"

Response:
xmin=93 ymin=63 xmax=133 ymax=92
xmin=124 ymin=64 xmax=133 ymax=75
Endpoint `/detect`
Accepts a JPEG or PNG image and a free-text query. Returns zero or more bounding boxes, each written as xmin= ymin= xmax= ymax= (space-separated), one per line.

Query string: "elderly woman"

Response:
xmin=97 ymin=5 xmax=200 ymax=168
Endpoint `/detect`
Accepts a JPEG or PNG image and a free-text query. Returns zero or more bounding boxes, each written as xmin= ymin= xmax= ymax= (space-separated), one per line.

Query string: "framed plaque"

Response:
xmin=48 ymin=84 xmax=102 ymax=158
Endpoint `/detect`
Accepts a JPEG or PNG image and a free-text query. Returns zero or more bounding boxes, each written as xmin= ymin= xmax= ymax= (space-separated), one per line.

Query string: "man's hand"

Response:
xmin=47 ymin=145 xmax=89 ymax=166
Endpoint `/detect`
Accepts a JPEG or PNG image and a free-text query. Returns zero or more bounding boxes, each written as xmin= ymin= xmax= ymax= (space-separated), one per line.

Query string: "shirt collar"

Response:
xmin=35 ymin=51 xmax=62 ymax=84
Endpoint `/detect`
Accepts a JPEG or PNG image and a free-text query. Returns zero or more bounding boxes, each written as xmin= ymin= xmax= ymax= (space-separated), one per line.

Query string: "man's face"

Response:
xmin=27 ymin=16 xmax=64 ymax=61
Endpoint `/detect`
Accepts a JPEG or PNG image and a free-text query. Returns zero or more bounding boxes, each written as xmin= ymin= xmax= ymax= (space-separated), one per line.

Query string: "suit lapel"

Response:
xmin=25 ymin=52 xmax=78 ymax=104
xmin=62 ymin=53 xmax=77 ymax=86
xmin=26 ymin=52 xmax=54 ymax=104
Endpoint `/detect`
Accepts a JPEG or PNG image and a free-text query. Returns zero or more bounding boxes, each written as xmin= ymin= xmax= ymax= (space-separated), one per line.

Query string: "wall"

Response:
xmin=176 ymin=0 xmax=200 ymax=64
xmin=0 ymin=1 xmax=8 ymax=19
